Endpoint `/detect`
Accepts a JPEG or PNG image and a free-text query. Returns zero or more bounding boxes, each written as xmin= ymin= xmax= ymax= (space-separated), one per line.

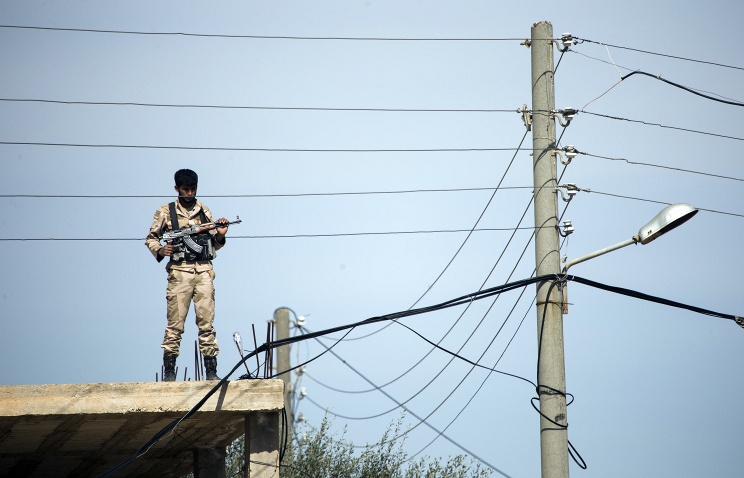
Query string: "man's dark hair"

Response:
xmin=174 ymin=169 xmax=198 ymax=188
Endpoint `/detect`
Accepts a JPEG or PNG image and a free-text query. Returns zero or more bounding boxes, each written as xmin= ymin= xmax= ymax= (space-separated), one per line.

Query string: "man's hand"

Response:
xmin=215 ymin=218 xmax=230 ymax=234
xmin=215 ymin=218 xmax=229 ymax=242
xmin=158 ymin=243 xmax=174 ymax=257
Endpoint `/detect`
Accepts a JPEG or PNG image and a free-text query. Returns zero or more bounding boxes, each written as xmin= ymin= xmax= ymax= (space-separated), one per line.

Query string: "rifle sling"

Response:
xmin=167 ymin=201 xmax=210 ymax=263
xmin=169 ymin=201 xmax=208 ymax=232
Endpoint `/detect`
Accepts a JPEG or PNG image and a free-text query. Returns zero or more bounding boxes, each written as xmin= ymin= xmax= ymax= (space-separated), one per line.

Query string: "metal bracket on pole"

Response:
xmin=519 ymin=104 xmax=532 ymax=131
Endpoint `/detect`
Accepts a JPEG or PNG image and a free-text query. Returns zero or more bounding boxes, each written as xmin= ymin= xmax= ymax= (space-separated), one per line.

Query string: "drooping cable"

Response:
xmin=302 ymin=213 xmax=531 ymax=418
xmin=533 ymin=279 xmax=586 ymax=469
xmin=404 ymin=294 xmax=537 ymax=462
xmin=307 ymin=198 xmax=535 ymax=397
xmin=298 ymin=326 xmax=516 ymax=478
xmin=620 ymin=70 xmax=744 ymax=107
xmin=102 ymin=274 xmax=741 ymax=475
xmin=324 ymin=128 xmax=529 ymax=347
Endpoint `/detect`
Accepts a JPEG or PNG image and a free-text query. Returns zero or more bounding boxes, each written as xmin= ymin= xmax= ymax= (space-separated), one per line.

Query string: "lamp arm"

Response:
xmin=562 ymin=236 xmax=639 ymax=273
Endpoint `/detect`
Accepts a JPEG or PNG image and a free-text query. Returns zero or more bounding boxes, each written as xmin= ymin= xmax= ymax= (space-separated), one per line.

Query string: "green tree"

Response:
xmin=226 ymin=416 xmax=492 ymax=478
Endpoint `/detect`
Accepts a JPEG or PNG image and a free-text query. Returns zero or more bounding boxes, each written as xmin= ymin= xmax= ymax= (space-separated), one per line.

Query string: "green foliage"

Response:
xmin=226 ymin=416 xmax=492 ymax=478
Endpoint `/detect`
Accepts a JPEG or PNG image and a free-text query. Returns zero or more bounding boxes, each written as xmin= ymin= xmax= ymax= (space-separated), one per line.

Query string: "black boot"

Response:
xmin=163 ymin=354 xmax=177 ymax=382
xmin=204 ymin=356 xmax=220 ymax=381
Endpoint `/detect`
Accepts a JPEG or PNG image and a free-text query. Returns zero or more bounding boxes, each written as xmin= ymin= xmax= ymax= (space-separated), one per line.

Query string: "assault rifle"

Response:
xmin=161 ymin=217 xmax=241 ymax=254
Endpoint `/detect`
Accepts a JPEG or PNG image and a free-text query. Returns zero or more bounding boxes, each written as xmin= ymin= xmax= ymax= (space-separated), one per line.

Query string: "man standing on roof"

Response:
xmin=146 ymin=169 xmax=230 ymax=381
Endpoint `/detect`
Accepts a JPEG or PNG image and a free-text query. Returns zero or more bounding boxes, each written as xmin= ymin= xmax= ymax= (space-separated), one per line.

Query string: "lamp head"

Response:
xmin=637 ymin=203 xmax=698 ymax=245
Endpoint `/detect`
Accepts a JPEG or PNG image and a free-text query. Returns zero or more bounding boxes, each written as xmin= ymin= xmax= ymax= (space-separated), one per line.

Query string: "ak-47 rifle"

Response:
xmin=161 ymin=216 xmax=241 ymax=242
xmin=161 ymin=217 xmax=241 ymax=255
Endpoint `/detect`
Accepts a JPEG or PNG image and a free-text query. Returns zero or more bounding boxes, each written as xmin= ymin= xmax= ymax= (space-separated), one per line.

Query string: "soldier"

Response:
xmin=146 ymin=169 xmax=230 ymax=381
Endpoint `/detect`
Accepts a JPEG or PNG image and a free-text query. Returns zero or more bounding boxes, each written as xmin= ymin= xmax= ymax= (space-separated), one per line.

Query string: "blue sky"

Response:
xmin=1 ymin=2 xmax=742 ymax=477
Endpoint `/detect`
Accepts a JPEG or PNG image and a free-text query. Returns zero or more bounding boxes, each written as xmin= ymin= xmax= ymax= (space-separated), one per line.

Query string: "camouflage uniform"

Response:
xmin=146 ymin=199 xmax=225 ymax=357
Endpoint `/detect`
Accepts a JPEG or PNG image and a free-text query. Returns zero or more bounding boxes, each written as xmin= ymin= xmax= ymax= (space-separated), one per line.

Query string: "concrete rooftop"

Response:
xmin=0 ymin=380 xmax=284 ymax=477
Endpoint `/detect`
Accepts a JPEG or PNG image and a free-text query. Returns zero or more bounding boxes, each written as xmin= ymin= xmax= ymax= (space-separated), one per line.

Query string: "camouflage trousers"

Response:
xmin=161 ymin=269 xmax=220 ymax=357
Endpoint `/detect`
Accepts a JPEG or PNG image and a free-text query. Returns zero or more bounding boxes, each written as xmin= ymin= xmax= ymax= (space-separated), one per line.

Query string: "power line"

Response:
xmin=0 ymin=187 xmax=532 ymax=199
xmin=585 ymin=190 xmax=744 ymax=219
xmin=569 ymin=49 xmax=635 ymax=74
xmin=620 ymin=70 xmax=744 ymax=107
xmin=407 ymin=129 xmax=531 ymax=310
xmin=581 ymin=110 xmax=744 ymax=142
xmin=371 ymin=214 xmax=538 ymax=442
xmin=298 ymin=327 xmax=517 ymax=478
xmin=577 ymin=150 xmax=744 ymax=183
xmin=105 ymin=273 xmax=742 ymax=476
xmin=307 ymin=145 xmax=534 ymax=402
xmin=0 ymin=97 xmax=517 ymax=113
xmin=0 ymin=24 xmax=526 ymax=41
xmin=406 ymin=294 xmax=537 ymax=462
xmin=0 ymin=141 xmax=519 ymax=153
xmin=571 ymin=53 xmax=744 ymax=108
xmin=296 ymin=272 xmax=740 ymax=468
xmin=305 ymin=213 xmax=537 ymax=444
xmin=575 ymin=37 xmax=744 ymax=72
xmin=297 ymin=128 xmax=531 ymax=348
xmin=0 ymin=226 xmax=544 ymax=242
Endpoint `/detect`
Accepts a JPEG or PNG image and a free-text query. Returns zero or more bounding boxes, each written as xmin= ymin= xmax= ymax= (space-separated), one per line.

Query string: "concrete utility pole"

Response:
xmin=530 ymin=21 xmax=569 ymax=478
xmin=274 ymin=308 xmax=294 ymax=441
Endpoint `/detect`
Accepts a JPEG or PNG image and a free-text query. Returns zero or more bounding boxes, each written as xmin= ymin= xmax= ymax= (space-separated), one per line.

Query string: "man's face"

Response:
xmin=175 ymin=184 xmax=197 ymax=208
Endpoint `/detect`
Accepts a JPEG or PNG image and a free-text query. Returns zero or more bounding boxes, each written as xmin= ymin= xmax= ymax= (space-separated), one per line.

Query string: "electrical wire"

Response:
xmin=580 ymin=110 xmax=744 ymax=142
xmin=585 ymin=190 xmax=744 ymax=219
xmin=357 ymin=218 xmax=537 ymax=441
xmin=303 ymin=229 xmax=526 ymax=419
xmin=620 ymin=70 xmax=744 ymax=107
xmin=0 ymin=24 xmax=528 ymax=41
xmin=575 ymin=37 xmax=744 ymax=72
xmin=579 ymin=151 xmax=744 ymax=183
xmin=306 ymin=137 xmax=533 ymax=435
xmin=299 ymin=192 xmax=602 ymax=456
xmin=405 ymin=294 xmax=537 ymax=463
xmin=0 ymin=187 xmax=532 ymax=199
xmin=565 ymin=274 xmax=740 ymax=322
xmin=0 ymin=97 xmax=517 ymax=113
xmin=0 ymin=226 xmax=549 ymax=242
xmin=534 ymin=280 xmax=586 ymax=469
xmin=298 ymin=326 xmax=516 ymax=478
xmin=571 ymin=52 xmax=744 ymax=108
xmin=551 ymin=131 xmax=744 ymax=183
xmin=302 ymin=274 xmax=742 ymax=466
xmin=301 ymin=274 xmax=740 ymax=463
xmin=555 ymin=182 xmax=744 ymax=219
xmin=310 ymin=128 xmax=530 ymax=345
xmin=569 ymin=49 xmax=635 ymax=74
xmin=307 ymin=205 xmax=534 ymax=399
xmin=407 ymin=129 xmax=531 ymax=311
xmin=104 ymin=273 xmax=742 ymax=476
xmin=0 ymin=188 xmax=525 ymax=200
xmin=0 ymin=141 xmax=521 ymax=152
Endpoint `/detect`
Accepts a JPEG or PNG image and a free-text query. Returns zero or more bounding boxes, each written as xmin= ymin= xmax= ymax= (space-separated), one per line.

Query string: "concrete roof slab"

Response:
xmin=0 ymin=380 xmax=284 ymax=477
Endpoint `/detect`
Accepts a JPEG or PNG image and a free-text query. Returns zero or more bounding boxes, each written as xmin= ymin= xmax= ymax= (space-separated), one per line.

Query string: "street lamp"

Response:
xmin=563 ymin=203 xmax=698 ymax=273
